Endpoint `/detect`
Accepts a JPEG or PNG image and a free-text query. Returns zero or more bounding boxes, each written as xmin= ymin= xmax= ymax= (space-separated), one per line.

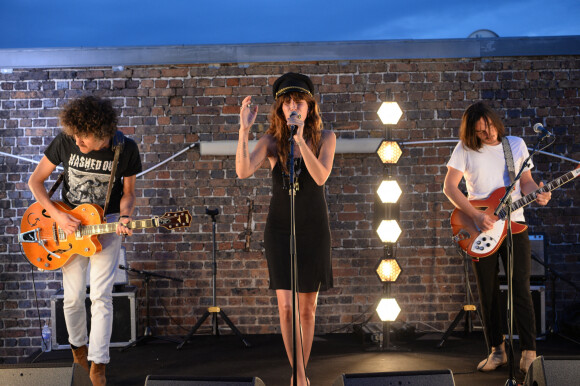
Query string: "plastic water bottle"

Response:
xmin=41 ymin=322 xmax=52 ymax=352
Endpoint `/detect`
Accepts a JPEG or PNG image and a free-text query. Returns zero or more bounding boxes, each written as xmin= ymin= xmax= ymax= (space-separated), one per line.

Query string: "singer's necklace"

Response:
xmin=282 ymin=157 xmax=302 ymax=193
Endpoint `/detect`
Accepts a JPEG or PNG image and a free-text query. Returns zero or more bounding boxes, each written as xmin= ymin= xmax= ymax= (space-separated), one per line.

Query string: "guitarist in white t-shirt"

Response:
xmin=443 ymin=102 xmax=551 ymax=375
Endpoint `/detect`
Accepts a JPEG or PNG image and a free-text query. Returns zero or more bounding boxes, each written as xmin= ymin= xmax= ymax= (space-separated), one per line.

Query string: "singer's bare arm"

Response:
xmin=236 ymin=95 xmax=273 ymax=179
xmin=296 ymin=130 xmax=336 ymax=186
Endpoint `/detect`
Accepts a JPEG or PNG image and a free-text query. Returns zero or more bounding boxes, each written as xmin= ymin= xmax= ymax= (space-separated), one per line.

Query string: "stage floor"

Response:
xmin=30 ymin=331 xmax=579 ymax=385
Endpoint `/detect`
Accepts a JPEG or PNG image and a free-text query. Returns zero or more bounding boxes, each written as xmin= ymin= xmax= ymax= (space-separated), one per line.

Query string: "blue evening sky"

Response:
xmin=0 ymin=0 xmax=578 ymax=48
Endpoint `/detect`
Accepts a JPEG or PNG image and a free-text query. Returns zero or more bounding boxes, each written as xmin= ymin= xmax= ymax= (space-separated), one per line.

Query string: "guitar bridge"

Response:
xmin=452 ymin=229 xmax=471 ymax=244
xmin=18 ymin=228 xmax=62 ymax=262
xmin=18 ymin=228 xmax=41 ymax=244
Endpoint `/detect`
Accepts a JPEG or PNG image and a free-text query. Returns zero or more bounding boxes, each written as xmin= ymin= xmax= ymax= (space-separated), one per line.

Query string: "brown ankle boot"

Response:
xmin=90 ymin=362 xmax=106 ymax=386
xmin=71 ymin=345 xmax=89 ymax=373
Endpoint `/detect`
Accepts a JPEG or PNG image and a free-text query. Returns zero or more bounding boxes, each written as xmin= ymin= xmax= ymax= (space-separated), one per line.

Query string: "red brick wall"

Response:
xmin=1 ymin=57 xmax=579 ymax=363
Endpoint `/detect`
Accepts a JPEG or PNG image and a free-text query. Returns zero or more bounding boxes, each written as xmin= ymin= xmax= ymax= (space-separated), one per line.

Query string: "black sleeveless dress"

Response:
xmin=264 ymin=158 xmax=333 ymax=293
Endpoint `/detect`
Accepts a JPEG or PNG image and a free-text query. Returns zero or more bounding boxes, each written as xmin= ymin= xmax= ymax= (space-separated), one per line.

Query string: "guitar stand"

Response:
xmin=437 ymin=249 xmax=483 ymax=348
xmin=119 ymin=265 xmax=183 ymax=351
xmin=177 ymin=208 xmax=251 ymax=350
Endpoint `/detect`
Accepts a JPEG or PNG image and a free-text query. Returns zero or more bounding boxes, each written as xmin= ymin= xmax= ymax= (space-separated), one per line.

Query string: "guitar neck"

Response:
xmin=82 ymin=218 xmax=159 ymax=236
xmin=504 ymin=167 xmax=580 ymax=217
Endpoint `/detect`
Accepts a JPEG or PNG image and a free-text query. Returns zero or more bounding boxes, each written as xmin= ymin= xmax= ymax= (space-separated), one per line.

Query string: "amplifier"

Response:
xmin=50 ymin=286 xmax=137 ymax=350
xmin=500 ymin=285 xmax=546 ymax=338
xmin=499 ymin=234 xmax=546 ymax=283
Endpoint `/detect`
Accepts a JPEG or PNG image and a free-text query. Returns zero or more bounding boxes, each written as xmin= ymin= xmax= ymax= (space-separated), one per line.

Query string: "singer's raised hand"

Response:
xmin=240 ymin=95 xmax=258 ymax=131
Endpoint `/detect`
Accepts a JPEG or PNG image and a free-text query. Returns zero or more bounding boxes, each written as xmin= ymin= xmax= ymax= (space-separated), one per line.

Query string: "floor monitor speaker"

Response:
xmin=333 ymin=369 xmax=455 ymax=386
xmin=0 ymin=363 xmax=91 ymax=386
xmin=523 ymin=356 xmax=580 ymax=386
xmin=145 ymin=375 xmax=265 ymax=385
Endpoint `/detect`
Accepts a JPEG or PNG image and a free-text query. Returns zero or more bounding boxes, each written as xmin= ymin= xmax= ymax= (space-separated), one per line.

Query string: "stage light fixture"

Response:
xmin=376 ymin=220 xmax=402 ymax=243
xmin=376 ymin=298 xmax=401 ymax=322
xmin=377 ymin=102 xmax=403 ymax=125
xmin=375 ymin=258 xmax=402 ymax=283
xmin=374 ymin=100 xmax=404 ymax=351
xmin=376 ymin=140 xmax=402 ymax=164
xmin=377 ymin=180 xmax=402 ymax=203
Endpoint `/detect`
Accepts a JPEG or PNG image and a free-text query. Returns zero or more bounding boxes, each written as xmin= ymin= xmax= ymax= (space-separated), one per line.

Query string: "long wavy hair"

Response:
xmin=60 ymin=96 xmax=118 ymax=140
xmin=266 ymin=92 xmax=323 ymax=173
xmin=460 ymin=102 xmax=505 ymax=151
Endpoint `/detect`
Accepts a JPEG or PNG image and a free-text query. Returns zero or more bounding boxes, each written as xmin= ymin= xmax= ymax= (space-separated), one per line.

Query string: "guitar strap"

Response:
xmin=47 ymin=172 xmax=64 ymax=199
xmin=47 ymin=131 xmax=126 ymax=207
xmin=501 ymin=137 xmax=516 ymax=183
xmin=102 ymin=131 xmax=125 ymax=218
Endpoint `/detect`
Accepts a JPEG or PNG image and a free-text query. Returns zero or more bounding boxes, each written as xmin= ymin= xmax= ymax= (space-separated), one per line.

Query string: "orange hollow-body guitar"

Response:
xmin=19 ymin=201 xmax=191 ymax=270
xmin=451 ymin=164 xmax=580 ymax=259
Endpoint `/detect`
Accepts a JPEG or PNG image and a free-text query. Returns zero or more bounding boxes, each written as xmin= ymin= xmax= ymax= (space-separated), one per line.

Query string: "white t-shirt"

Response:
xmin=447 ymin=136 xmax=532 ymax=222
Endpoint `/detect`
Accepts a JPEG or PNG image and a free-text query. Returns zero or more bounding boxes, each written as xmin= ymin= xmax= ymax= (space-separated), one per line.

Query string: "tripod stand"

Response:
xmin=120 ymin=265 xmax=183 ymax=351
xmin=437 ymin=248 xmax=483 ymax=348
xmin=177 ymin=208 xmax=251 ymax=350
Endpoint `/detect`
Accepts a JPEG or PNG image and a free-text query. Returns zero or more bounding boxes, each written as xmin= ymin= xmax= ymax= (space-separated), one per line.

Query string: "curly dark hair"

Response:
xmin=266 ymin=91 xmax=323 ymax=173
xmin=59 ymin=96 xmax=118 ymax=139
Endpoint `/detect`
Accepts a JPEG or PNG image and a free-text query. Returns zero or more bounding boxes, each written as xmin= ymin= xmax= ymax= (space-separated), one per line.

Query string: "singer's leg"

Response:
xmin=298 ymin=291 xmax=318 ymax=369
xmin=277 ymin=290 xmax=317 ymax=386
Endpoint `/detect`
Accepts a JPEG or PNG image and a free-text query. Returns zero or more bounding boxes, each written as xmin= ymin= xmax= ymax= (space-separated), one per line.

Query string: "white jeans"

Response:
xmin=61 ymin=217 xmax=121 ymax=365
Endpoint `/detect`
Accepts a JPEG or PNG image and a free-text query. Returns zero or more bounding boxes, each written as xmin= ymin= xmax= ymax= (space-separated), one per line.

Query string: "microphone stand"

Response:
xmin=119 ymin=265 xmax=183 ymax=351
xmin=493 ymin=134 xmax=546 ymax=386
xmin=529 ymin=254 xmax=580 ymax=342
xmin=288 ymin=128 xmax=299 ymax=386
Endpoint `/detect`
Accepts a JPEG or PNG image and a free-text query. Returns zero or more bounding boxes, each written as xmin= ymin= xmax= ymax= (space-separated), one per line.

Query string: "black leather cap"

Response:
xmin=273 ymin=72 xmax=314 ymax=99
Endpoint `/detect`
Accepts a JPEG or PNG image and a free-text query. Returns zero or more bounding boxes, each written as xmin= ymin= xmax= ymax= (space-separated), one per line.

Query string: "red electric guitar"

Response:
xmin=451 ymin=164 xmax=580 ymax=259
xmin=18 ymin=201 xmax=191 ymax=270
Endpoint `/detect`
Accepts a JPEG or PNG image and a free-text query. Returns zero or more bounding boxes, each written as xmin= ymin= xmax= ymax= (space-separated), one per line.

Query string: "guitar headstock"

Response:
xmin=158 ymin=210 xmax=192 ymax=230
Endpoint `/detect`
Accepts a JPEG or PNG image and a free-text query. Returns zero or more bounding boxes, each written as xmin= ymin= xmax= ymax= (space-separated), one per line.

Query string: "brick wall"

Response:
xmin=1 ymin=56 xmax=579 ymax=363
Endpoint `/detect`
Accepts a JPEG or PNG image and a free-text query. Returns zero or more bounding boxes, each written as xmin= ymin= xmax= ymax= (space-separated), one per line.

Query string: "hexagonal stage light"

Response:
xmin=376 ymin=298 xmax=401 ymax=322
xmin=377 ymin=102 xmax=403 ymax=125
xmin=375 ymin=258 xmax=402 ymax=283
xmin=377 ymin=180 xmax=402 ymax=204
xmin=376 ymin=220 xmax=402 ymax=243
xmin=376 ymin=140 xmax=402 ymax=164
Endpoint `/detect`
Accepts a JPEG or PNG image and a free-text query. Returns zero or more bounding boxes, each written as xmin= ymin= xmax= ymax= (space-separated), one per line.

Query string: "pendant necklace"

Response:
xmin=282 ymin=157 xmax=302 ymax=193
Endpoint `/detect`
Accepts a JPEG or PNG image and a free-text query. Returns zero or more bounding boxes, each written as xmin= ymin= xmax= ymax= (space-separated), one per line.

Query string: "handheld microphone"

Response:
xmin=533 ymin=123 xmax=553 ymax=138
xmin=289 ymin=111 xmax=298 ymax=137
xmin=205 ymin=207 xmax=219 ymax=216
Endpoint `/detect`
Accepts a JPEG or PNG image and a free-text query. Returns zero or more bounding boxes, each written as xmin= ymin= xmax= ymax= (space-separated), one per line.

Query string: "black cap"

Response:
xmin=273 ymin=72 xmax=314 ymax=99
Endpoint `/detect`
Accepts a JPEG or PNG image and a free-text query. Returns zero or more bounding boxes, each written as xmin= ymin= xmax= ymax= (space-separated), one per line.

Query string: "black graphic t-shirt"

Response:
xmin=44 ymin=132 xmax=142 ymax=215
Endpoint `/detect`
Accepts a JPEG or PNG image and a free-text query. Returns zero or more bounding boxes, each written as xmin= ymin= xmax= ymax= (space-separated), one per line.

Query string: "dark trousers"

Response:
xmin=472 ymin=228 xmax=536 ymax=351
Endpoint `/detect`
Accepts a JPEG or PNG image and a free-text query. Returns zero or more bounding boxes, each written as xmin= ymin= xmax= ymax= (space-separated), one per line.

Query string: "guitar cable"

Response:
xmin=455 ymin=247 xmax=491 ymax=375
xmin=19 ymin=243 xmax=49 ymax=363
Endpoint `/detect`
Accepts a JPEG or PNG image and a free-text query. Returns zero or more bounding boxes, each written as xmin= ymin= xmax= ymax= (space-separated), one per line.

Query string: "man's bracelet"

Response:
xmin=118 ymin=215 xmax=130 ymax=221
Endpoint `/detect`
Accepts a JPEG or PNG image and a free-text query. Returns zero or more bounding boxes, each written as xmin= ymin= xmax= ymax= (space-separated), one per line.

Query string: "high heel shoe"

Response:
xmin=477 ymin=342 xmax=507 ymax=372
xmin=519 ymin=350 xmax=537 ymax=375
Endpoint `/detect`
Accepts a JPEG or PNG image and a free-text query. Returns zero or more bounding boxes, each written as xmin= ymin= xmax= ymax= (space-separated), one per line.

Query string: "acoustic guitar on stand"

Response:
xmin=18 ymin=201 xmax=191 ymax=270
xmin=451 ymin=164 xmax=579 ymax=259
